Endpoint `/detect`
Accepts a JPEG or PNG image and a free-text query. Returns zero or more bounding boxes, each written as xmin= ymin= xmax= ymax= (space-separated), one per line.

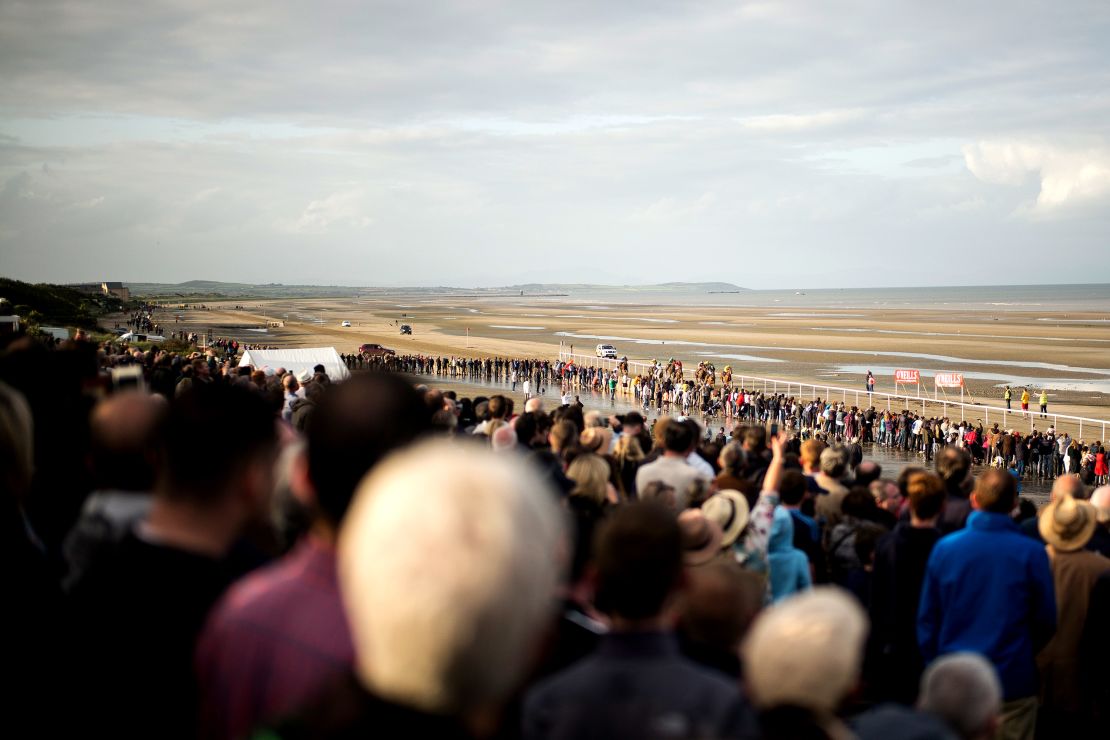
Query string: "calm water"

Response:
xmin=521 ymin=283 xmax=1110 ymax=313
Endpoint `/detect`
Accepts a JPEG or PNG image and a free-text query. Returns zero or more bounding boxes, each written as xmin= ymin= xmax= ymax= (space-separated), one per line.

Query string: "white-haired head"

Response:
xmin=339 ymin=439 xmax=565 ymax=715
xmin=741 ymin=588 xmax=867 ymax=714
xmin=918 ymin=653 xmax=1002 ymax=739
xmin=1090 ymin=485 xmax=1110 ymax=524
xmin=490 ymin=424 xmax=518 ymax=453
xmin=524 ymin=397 xmax=543 ymax=414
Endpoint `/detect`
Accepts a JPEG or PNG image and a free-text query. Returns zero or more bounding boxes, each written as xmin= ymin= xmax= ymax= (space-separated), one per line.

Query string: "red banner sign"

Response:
xmin=894 ymin=369 xmax=920 ymax=384
xmin=934 ymin=372 xmax=964 ymax=388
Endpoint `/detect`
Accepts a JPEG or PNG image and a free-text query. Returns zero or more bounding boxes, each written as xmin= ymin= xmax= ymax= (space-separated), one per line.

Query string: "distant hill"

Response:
xmin=125 ymin=280 xmax=747 ymax=299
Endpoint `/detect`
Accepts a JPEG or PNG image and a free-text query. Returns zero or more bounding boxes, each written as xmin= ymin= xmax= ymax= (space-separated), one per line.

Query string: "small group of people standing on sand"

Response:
xmin=1004 ymin=385 xmax=1051 ymax=417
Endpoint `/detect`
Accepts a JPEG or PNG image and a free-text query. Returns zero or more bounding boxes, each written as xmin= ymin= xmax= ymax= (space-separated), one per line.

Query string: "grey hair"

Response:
xmin=339 ymin=439 xmax=566 ymax=714
xmin=918 ymin=652 xmax=1002 ymax=739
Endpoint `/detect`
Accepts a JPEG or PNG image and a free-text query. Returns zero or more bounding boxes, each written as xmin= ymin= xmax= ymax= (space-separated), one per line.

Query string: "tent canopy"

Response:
xmin=239 ymin=347 xmax=350 ymax=381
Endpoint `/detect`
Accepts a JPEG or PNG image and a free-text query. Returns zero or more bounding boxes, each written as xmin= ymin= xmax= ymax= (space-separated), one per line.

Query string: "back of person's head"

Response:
xmin=614 ymin=433 xmax=644 ymax=462
xmin=594 ymin=502 xmax=682 ymax=621
xmin=972 ymin=468 xmax=1017 ymax=514
xmin=1092 ymin=485 xmax=1110 ymax=525
xmin=936 ymin=447 xmax=971 ymax=488
xmin=0 ymin=380 xmax=33 ymax=505
xmin=487 ymin=395 xmax=507 ymax=420
xmin=663 ymin=418 xmax=695 ymax=454
xmin=552 ymin=404 xmax=583 ymax=434
xmin=491 ymin=424 xmax=518 ymax=452
xmin=800 ymin=439 xmax=825 ymax=471
xmin=779 ymin=470 xmax=808 ymax=507
xmin=160 ymin=383 xmax=278 ymax=504
xmin=567 ymin=453 xmax=610 ymax=506
xmin=89 ymin=391 xmax=167 ymax=492
xmin=854 ymin=461 xmax=881 ymax=487
xmin=339 ymin=439 xmax=565 ymax=715
xmin=905 ymin=471 xmax=945 ymax=521
xmin=307 ymin=373 xmax=432 ymax=526
xmin=743 ymin=425 xmax=767 ymax=452
xmin=841 ymin=487 xmax=876 ymax=519
xmin=679 ymin=562 xmax=764 ymax=655
xmin=897 ymin=466 xmax=927 ymax=499
xmin=549 ymin=419 xmax=578 ymax=454
xmin=918 ymin=653 xmax=1002 ymax=740
xmin=1050 ymin=474 xmax=1086 ymax=501
xmin=819 ymin=446 xmax=847 ymax=478
xmin=742 ymin=588 xmax=867 ymax=715
xmin=513 ymin=412 xmax=539 ymax=447
xmin=639 ymin=480 xmax=677 ymax=510
xmin=718 ymin=441 xmax=745 ymax=474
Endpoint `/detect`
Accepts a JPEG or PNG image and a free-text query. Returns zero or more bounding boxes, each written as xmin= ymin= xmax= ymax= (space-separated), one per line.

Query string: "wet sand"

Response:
xmin=149 ymin=292 xmax=1110 ymax=435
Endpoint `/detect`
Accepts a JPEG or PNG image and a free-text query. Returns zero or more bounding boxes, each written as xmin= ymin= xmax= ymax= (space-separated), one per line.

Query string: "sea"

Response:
xmin=517 ymin=283 xmax=1110 ymax=313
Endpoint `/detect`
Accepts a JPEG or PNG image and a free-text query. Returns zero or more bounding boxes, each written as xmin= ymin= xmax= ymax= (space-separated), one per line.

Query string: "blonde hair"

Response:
xmin=742 ymin=588 xmax=867 ymax=714
xmin=339 ymin=440 xmax=565 ymax=713
xmin=567 ymin=453 xmax=611 ymax=506
xmin=614 ymin=434 xmax=644 ymax=463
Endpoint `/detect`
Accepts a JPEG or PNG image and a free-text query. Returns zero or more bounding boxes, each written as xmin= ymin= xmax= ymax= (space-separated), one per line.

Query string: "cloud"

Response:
xmin=963 ymin=139 xmax=1110 ymax=212
xmin=293 ymin=189 xmax=373 ymax=233
xmin=737 ymin=109 xmax=867 ymax=133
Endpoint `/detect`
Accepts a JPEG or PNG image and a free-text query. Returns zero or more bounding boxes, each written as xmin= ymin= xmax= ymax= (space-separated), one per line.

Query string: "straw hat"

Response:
xmin=1039 ymin=495 xmax=1098 ymax=552
xmin=677 ymin=509 xmax=725 ymax=566
xmin=702 ymin=489 xmax=750 ymax=547
xmin=580 ymin=426 xmax=613 ymax=454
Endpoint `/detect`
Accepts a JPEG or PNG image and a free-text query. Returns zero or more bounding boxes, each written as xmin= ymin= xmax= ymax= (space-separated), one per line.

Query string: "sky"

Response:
xmin=1 ymin=0 xmax=1108 ymax=289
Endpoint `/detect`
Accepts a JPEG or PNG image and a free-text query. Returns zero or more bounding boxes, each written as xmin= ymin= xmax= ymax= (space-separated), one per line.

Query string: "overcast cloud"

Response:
xmin=1 ymin=0 xmax=1108 ymax=288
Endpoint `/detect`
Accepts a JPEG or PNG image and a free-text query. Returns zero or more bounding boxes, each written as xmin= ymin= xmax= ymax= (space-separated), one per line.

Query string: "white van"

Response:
xmin=596 ymin=343 xmax=617 ymax=359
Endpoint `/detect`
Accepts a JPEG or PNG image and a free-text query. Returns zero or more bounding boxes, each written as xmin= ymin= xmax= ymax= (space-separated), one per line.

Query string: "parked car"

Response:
xmin=400 ymin=324 xmax=413 ymax=335
xmin=359 ymin=343 xmax=396 ymax=356
xmin=341 ymin=320 xmax=352 ymax=327
xmin=596 ymin=343 xmax=617 ymax=359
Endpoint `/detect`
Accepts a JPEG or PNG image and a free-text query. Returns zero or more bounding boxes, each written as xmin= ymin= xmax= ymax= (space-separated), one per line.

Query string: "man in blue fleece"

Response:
xmin=917 ymin=467 xmax=1055 ymax=740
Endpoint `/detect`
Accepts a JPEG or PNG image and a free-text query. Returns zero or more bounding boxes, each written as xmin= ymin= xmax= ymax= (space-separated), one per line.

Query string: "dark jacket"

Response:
xmin=869 ymin=523 xmax=941 ymax=703
xmin=523 ymin=631 xmax=757 ymax=739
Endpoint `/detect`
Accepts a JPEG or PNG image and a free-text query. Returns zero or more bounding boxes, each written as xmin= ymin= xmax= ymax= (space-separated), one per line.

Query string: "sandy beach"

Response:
xmin=143 ymin=289 xmax=1110 ymax=436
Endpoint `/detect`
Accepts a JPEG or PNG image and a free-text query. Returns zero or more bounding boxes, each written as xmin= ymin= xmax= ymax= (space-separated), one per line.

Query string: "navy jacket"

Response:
xmin=917 ymin=511 xmax=1056 ymax=701
xmin=523 ymin=631 xmax=757 ymax=739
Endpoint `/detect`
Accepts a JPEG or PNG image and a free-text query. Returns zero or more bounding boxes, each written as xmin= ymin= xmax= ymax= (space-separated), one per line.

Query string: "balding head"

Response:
xmin=524 ymin=397 xmax=543 ymax=414
xmin=491 ymin=424 xmax=518 ymax=453
xmin=918 ymin=653 xmax=1002 ymax=739
xmin=1091 ymin=485 xmax=1110 ymax=524
xmin=89 ymin=391 xmax=168 ymax=491
xmin=1050 ymin=474 xmax=1087 ymax=502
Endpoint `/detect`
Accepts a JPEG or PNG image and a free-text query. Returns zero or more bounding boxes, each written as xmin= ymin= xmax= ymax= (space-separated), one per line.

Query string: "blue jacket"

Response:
xmin=768 ymin=507 xmax=812 ymax=603
xmin=917 ymin=511 xmax=1056 ymax=701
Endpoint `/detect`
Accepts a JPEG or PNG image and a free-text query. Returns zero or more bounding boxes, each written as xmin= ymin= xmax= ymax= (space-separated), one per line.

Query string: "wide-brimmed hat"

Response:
xmin=580 ymin=426 xmax=613 ymax=454
xmin=1039 ymin=495 xmax=1099 ymax=552
xmin=677 ymin=509 xmax=725 ymax=566
xmin=701 ymin=489 xmax=750 ymax=547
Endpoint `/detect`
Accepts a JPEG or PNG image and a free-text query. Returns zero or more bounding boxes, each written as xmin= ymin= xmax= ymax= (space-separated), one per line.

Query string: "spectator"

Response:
xmin=1034 ymin=493 xmax=1110 ymax=737
xmin=634 ymin=418 xmax=710 ymax=509
xmin=269 ymin=439 xmax=566 ymax=737
xmin=813 ymin=446 xmax=850 ymax=532
xmin=524 ymin=502 xmax=757 ymax=739
xmin=62 ymin=390 xmax=168 ymax=589
xmin=917 ymin=653 xmax=1002 ymax=740
xmin=677 ymin=562 xmax=764 ymax=680
xmin=743 ymin=588 xmax=867 ymax=740
xmin=196 ymin=373 xmax=432 ymax=740
xmin=918 ymin=468 xmax=1056 ymax=740
xmin=67 ymin=383 xmax=280 ymax=740
xmin=1088 ymin=485 xmax=1110 ymax=557
xmin=934 ymin=447 xmax=972 ymax=533
xmin=870 ymin=471 xmax=945 ymax=704
xmin=767 ymin=506 xmax=811 ymax=602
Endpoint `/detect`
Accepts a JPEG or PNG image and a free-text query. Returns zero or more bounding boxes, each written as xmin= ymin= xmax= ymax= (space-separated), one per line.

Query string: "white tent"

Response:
xmin=239 ymin=347 xmax=351 ymax=380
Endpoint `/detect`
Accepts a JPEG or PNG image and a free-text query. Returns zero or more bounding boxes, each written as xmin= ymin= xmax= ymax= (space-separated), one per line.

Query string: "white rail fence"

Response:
xmin=556 ymin=347 xmax=1109 ymax=441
